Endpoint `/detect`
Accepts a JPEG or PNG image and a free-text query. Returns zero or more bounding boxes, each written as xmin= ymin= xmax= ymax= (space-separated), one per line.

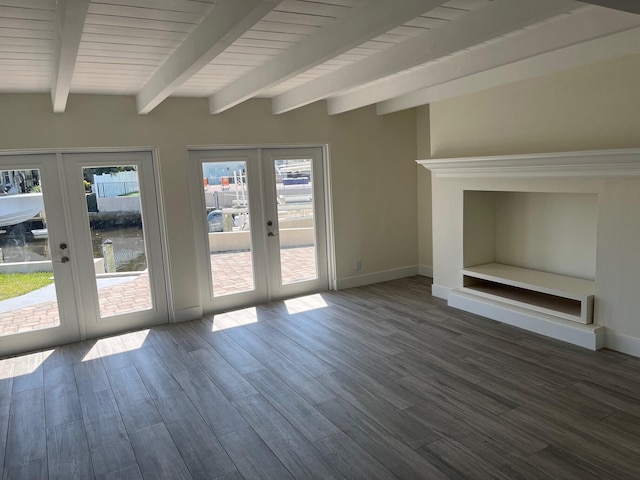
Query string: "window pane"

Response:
xmin=0 ymin=169 xmax=61 ymax=336
xmin=203 ymin=161 xmax=255 ymax=296
xmin=83 ymin=166 xmax=152 ymax=318
xmin=274 ymin=158 xmax=317 ymax=284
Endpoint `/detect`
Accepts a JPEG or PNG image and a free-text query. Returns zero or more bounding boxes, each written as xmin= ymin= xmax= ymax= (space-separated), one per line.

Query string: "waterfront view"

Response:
xmin=0 ymin=224 xmax=147 ymax=273
xmin=0 ymin=165 xmax=154 ymax=336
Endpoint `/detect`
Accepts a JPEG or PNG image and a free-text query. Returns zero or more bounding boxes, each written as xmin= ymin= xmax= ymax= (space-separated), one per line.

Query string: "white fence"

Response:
xmin=93 ymin=171 xmax=139 ymax=198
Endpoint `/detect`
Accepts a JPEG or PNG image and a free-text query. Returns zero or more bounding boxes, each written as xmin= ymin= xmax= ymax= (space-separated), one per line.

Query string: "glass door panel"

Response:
xmin=62 ymin=151 xmax=169 ymax=339
xmin=0 ymin=168 xmax=60 ymax=336
xmin=264 ymin=148 xmax=328 ymax=300
xmin=273 ymin=157 xmax=318 ymax=285
xmin=190 ymin=149 xmax=267 ymax=313
xmin=80 ymin=166 xmax=152 ymax=318
xmin=0 ymin=155 xmax=81 ymax=357
xmin=202 ymin=160 xmax=255 ymax=297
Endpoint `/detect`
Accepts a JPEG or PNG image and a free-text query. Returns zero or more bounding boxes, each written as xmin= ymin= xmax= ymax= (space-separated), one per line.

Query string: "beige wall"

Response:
xmin=494 ymin=192 xmax=598 ymax=280
xmin=462 ymin=191 xmax=598 ymax=279
xmin=430 ymin=52 xmax=640 ymax=157
xmin=427 ymin=52 xmax=640 ymax=345
xmin=0 ymin=94 xmax=418 ymax=314
xmin=416 ymin=105 xmax=432 ymax=274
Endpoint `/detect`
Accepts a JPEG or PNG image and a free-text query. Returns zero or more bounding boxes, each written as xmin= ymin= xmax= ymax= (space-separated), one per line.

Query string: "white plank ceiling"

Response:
xmin=0 ymin=0 xmax=639 ymax=114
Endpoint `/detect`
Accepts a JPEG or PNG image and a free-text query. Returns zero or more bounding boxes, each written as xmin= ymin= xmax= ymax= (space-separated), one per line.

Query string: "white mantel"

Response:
xmin=418 ymin=148 xmax=640 ymax=178
xmin=419 ymin=148 xmax=640 ymax=357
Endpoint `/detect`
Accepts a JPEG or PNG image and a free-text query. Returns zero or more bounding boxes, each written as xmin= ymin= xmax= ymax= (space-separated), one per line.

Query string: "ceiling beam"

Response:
xmin=51 ymin=0 xmax=90 ymax=113
xmin=272 ymin=0 xmax=580 ymax=115
xmin=376 ymin=25 xmax=640 ymax=115
xmin=136 ymin=0 xmax=279 ymax=115
xmin=208 ymin=0 xmax=446 ymax=114
xmin=578 ymin=0 xmax=640 ymax=14
xmin=329 ymin=5 xmax=640 ymax=115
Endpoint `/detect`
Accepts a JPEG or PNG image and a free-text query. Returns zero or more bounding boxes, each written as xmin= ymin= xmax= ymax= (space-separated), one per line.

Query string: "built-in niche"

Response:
xmin=464 ymin=191 xmax=598 ymax=278
xmin=461 ymin=191 xmax=598 ymax=324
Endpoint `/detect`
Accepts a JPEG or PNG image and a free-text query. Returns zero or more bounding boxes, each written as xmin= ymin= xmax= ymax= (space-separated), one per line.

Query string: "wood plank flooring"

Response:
xmin=2 ymin=276 xmax=640 ymax=479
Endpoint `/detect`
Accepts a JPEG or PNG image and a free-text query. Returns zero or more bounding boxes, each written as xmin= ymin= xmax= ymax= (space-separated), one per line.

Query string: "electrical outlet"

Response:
xmin=355 ymin=260 xmax=362 ymax=271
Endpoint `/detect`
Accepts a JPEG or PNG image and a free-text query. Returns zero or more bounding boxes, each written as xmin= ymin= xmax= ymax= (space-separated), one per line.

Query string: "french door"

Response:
xmin=190 ymin=146 xmax=329 ymax=313
xmin=0 ymin=150 xmax=168 ymax=357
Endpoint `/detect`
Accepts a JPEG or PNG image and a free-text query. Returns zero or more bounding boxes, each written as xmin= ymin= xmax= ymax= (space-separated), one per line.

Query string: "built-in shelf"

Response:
xmin=461 ymin=263 xmax=594 ymax=324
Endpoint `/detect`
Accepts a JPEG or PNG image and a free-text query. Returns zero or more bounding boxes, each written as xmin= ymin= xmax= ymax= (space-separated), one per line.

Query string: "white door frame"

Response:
xmin=62 ymin=150 xmax=170 ymax=338
xmin=262 ymin=147 xmax=329 ymax=300
xmin=0 ymin=148 xmax=171 ymax=356
xmin=188 ymin=144 xmax=336 ymax=315
xmin=0 ymin=153 xmax=81 ymax=355
xmin=189 ymin=148 xmax=270 ymax=312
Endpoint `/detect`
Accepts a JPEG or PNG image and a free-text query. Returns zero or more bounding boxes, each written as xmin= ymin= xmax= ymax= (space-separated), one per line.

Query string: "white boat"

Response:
xmin=0 ymin=192 xmax=44 ymax=227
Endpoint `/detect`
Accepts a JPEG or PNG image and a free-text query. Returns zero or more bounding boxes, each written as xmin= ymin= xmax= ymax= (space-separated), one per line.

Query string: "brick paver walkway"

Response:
xmin=212 ymin=246 xmax=316 ymax=296
xmin=0 ymin=246 xmax=316 ymax=336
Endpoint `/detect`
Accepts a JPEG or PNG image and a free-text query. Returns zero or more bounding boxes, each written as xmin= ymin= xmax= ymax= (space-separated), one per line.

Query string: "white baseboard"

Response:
xmin=336 ymin=265 xmax=419 ymax=290
xmin=431 ymin=284 xmax=452 ymax=300
xmin=448 ymin=289 xmax=605 ymax=351
xmin=172 ymin=305 xmax=203 ymax=323
xmin=605 ymin=330 xmax=640 ymax=358
xmin=418 ymin=265 xmax=433 ymax=277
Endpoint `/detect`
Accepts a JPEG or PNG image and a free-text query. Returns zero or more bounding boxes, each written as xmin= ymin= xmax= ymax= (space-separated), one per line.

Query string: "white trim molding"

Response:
xmin=605 ymin=329 xmax=640 ymax=358
xmin=418 ymin=265 xmax=433 ymax=278
xmin=431 ymin=284 xmax=452 ymax=301
xmin=336 ymin=266 xmax=418 ymax=290
xmin=418 ymin=148 xmax=640 ymax=178
xmin=172 ymin=305 xmax=204 ymax=324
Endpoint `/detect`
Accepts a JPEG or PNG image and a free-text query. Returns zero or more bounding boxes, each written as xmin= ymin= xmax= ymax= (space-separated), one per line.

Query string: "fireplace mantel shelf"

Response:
xmin=418 ymin=148 xmax=640 ymax=178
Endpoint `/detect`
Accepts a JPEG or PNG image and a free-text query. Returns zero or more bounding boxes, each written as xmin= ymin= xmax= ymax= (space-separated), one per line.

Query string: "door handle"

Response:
xmin=266 ymin=220 xmax=278 ymax=237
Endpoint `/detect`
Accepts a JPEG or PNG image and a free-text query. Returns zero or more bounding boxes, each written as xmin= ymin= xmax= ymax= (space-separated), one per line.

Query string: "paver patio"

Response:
xmin=0 ymin=246 xmax=316 ymax=336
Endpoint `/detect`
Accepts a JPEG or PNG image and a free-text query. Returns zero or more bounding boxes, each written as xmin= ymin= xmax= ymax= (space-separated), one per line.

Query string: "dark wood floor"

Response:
xmin=2 ymin=276 xmax=640 ymax=479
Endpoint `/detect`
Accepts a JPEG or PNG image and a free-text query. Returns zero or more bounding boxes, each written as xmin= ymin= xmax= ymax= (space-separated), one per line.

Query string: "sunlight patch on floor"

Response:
xmin=5 ymin=348 xmax=53 ymax=374
xmin=209 ymin=307 xmax=259 ymax=331
xmin=82 ymin=329 xmax=150 ymax=362
xmin=285 ymin=294 xmax=328 ymax=314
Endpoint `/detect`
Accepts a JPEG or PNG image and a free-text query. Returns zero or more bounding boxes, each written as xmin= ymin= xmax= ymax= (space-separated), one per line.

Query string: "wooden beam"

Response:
xmin=327 ymin=6 xmax=640 ymax=114
xmin=579 ymin=0 xmax=640 ymax=14
xmin=376 ymin=26 xmax=640 ymax=115
xmin=51 ymin=0 xmax=90 ymax=113
xmin=272 ymin=0 xmax=580 ymax=115
xmin=136 ymin=0 xmax=279 ymax=115
xmin=208 ymin=0 xmax=446 ymax=114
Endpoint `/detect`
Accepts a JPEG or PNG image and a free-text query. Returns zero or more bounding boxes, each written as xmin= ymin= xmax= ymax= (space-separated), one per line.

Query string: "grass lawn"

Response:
xmin=0 ymin=272 xmax=54 ymax=301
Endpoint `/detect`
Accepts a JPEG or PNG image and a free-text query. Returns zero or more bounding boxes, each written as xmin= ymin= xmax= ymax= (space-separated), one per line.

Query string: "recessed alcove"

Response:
xmin=459 ymin=191 xmax=598 ymax=324
xmin=463 ymin=191 xmax=598 ymax=280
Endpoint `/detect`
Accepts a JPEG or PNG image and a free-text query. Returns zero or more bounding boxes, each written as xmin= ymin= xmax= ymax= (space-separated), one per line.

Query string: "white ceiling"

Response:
xmin=1 ymin=0 xmax=639 ymax=115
